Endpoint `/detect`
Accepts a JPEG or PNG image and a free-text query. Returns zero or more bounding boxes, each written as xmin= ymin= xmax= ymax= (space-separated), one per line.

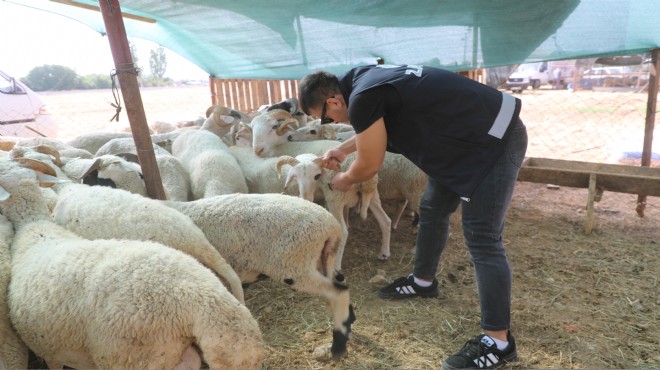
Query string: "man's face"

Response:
xmin=310 ymin=95 xmax=349 ymax=124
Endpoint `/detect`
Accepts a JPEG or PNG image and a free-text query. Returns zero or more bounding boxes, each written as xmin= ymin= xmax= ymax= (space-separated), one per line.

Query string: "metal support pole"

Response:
xmin=636 ymin=48 xmax=659 ymax=217
xmin=98 ymin=0 xmax=166 ymax=200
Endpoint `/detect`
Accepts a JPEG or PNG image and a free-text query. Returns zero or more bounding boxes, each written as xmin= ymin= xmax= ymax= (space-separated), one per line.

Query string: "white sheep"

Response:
xmin=50 ymin=182 xmax=244 ymax=304
xmin=251 ymin=116 xmax=427 ymax=230
xmin=251 ymin=109 xmax=303 ymax=156
xmin=0 ymin=159 xmax=264 ymax=369
xmin=228 ymin=145 xmax=304 ymax=197
xmin=263 ymin=97 xmax=311 ymax=127
xmin=16 ymin=136 xmax=94 ymax=159
xmin=0 ymin=213 xmax=29 ymax=370
xmin=95 ymin=138 xmax=191 ymax=201
xmin=9 ymin=148 xmax=244 ymax=304
xmin=202 ymin=105 xmax=252 ymax=145
xmin=164 ymin=193 xmax=356 ymax=358
xmin=65 ymin=131 xmax=133 ymax=155
xmin=289 ymin=120 xmax=356 ymax=142
xmin=172 ymin=129 xmax=248 ymax=199
xmin=276 ymin=153 xmax=392 ymax=270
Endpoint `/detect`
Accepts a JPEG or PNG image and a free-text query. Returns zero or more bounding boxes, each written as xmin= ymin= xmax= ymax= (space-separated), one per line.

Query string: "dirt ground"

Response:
xmin=244 ymin=183 xmax=658 ymax=369
xmin=26 ymin=86 xmax=659 ymax=369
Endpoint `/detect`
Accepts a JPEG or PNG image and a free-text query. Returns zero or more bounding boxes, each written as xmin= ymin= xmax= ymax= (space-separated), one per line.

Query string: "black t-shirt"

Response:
xmin=337 ymin=64 xmax=521 ymax=197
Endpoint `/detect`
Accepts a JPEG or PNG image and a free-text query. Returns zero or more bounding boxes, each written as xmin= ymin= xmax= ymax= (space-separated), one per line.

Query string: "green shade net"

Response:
xmin=7 ymin=0 xmax=660 ymax=79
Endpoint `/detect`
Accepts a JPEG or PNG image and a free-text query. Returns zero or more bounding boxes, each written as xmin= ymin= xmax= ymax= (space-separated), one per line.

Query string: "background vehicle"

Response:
xmin=505 ymin=62 xmax=550 ymax=92
xmin=0 ymin=69 xmax=58 ymax=137
xmin=578 ymin=66 xmax=633 ymax=89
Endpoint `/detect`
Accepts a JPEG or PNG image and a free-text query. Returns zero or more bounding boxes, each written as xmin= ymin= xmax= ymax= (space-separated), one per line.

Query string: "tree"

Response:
xmin=149 ymin=46 xmax=167 ymax=79
xmin=23 ymin=65 xmax=79 ymax=91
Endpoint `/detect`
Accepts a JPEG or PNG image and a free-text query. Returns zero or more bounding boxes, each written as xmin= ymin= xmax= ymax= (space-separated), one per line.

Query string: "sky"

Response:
xmin=0 ymin=1 xmax=209 ymax=81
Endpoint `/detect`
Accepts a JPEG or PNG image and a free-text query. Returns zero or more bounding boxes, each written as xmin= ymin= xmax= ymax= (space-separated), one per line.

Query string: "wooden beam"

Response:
xmin=98 ymin=0 xmax=166 ymax=200
xmin=51 ymin=0 xmax=157 ymax=23
xmin=636 ymin=48 xmax=660 ymax=217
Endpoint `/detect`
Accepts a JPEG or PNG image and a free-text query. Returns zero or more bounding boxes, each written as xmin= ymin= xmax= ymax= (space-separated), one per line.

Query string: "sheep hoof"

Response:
xmin=377 ymin=254 xmax=389 ymax=261
xmin=312 ymin=343 xmax=333 ymax=361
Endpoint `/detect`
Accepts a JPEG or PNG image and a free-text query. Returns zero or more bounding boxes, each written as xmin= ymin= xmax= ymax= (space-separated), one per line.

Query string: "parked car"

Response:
xmin=578 ymin=66 xmax=633 ymax=89
xmin=0 ymin=69 xmax=58 ymax=138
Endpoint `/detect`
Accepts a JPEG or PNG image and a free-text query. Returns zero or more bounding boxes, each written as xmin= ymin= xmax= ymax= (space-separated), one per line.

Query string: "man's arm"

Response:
xmin=328 ymin=118 xmax=387 ymax=191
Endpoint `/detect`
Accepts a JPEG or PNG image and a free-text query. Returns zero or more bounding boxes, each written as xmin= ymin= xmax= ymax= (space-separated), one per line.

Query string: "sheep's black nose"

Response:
xmin=287 ymin=135 xmax=293 ymax=141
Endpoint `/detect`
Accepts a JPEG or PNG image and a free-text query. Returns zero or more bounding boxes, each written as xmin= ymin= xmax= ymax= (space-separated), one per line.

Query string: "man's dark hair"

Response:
xmin=298 ymin=70 xmax=341 ymax=115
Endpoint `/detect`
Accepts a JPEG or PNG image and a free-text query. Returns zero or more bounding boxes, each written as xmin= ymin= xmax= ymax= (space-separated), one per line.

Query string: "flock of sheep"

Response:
xmin=0 ymin=98 xmax=428 ymax=369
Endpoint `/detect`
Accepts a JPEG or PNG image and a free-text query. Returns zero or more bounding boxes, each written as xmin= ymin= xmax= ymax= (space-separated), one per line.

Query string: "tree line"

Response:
xmin=22 ymin=44 xmax=171 ymax=92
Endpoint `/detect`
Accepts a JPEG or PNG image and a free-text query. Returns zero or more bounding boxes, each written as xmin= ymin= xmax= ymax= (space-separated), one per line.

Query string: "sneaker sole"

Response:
xmin=378 ymin=291 xmax=439 ymax=300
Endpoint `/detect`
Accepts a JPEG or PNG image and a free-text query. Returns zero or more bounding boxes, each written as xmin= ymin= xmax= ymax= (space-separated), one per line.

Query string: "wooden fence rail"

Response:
xmin=209 ymin=77 xmax=299 ymax=114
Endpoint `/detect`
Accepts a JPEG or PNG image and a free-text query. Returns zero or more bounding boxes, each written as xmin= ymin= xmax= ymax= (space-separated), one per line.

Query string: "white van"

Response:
xmin=505 ymin=62 xmax=550 ymax=92
xmin=0 ymin=70 xmax=58 ymax=138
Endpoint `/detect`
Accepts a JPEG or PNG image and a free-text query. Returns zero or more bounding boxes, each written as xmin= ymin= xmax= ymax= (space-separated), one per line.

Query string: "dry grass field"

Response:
xmin=28 ymin=86 xmax=659 ymax=369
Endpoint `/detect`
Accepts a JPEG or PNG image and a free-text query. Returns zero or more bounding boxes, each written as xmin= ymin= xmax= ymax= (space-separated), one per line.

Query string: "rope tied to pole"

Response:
xmin=109 ymin=64 xmax=140 ymax=122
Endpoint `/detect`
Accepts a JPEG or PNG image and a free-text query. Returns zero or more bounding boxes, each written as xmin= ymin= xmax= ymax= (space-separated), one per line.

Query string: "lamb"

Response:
xmin=0 ymin=213 xmax=29 ymax=370
xmin=276 ymin=153 xmax=392 ymax=270
xmin=172 ymin=129 xmax=248 ymax=199
xmin=164 ymin=193 xmax=356 ymax=358
xmin=0 ymin=158 xmax=264 ymax=369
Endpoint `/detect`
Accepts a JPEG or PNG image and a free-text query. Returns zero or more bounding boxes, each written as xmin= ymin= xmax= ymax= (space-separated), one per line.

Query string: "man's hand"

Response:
xmin=322 ymin=148 xmax=346 ymax=171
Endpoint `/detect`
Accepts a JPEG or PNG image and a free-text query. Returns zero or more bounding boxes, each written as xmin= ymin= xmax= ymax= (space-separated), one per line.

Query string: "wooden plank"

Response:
xmin=518 ymin=157 xmax=660 ymax=196
xmin=257 ymin=80 xmax=269 ymax=108
xmin=236 ymin=80 xmax=246 ymax=113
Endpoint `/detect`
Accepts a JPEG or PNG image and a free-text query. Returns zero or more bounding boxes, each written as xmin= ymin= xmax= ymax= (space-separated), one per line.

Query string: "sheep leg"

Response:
xmin=173 ymin=345 xmax=202 ymax=370
xmin=289 ymin=270 xmax=354 ymax=359
xmin=391 ymin=200 xmax=409 ymax=229
xmin=367 ymin=194 xmax=392 ymax=261
xmin=327 ymin=203 xmax=349 ymax=273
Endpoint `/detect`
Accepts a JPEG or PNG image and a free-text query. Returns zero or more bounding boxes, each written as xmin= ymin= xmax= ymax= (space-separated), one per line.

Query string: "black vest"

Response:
xmin=338 ymin=64 xmax=521 ymax=197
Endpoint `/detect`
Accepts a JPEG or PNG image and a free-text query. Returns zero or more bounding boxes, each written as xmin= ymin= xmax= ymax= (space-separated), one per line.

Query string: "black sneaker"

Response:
xmin=442 ymin=332 xmax=517 ymax=369
xmin=378 ymin=274 xmax=439 ymax=300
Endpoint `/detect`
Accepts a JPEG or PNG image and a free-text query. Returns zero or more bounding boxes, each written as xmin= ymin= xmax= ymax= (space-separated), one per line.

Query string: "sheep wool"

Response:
xmin=0 ymin=213 xmax=29 ymax=370
xmin=0 ymin=160 xmax=264 ymax=369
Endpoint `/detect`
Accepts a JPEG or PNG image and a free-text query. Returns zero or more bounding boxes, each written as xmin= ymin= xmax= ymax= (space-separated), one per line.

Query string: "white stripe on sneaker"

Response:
xmin=396 ymin=285 xmax=416 ymax=295
xmin=472 ymin=353 xmax=500 ymax=368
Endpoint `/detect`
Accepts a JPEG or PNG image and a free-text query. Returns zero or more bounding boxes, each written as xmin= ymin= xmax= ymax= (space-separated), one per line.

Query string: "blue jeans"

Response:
xmin=414 ymin=119 xmax=528 ymax=331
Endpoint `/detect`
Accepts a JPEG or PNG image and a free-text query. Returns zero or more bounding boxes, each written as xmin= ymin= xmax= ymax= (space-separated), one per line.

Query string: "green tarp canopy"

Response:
xmin=6 ymin=0 xmax=660 ymax=79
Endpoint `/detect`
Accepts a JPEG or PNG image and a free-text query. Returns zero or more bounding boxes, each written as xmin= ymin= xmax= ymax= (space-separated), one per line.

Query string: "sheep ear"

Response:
xmin=0 ymin=185 xmax=9 ymax=201
xmin=36 ymin=173 xmax=68 ymax=188
xmin=80 ymin=158 xmax=103 ymax=181
xmin=284 ymin=172 xmax=296 ymax=190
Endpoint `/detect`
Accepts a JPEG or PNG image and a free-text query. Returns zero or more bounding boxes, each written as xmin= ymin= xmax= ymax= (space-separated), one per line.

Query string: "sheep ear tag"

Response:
xmin=36 ymin=173 xmax=69 ymax=188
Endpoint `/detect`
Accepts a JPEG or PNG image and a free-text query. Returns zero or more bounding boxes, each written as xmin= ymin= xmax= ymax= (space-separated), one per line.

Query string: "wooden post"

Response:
xmin=585 ymin=173 xmax=597 ymax=234
xmin=636 ymin=48 xmax=660 ymax=217
xmin=98 ymin=0 xmax=166 ymax=200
